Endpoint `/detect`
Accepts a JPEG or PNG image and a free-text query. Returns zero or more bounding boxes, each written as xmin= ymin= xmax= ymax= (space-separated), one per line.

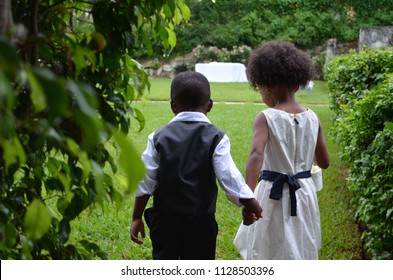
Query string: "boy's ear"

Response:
xmin=206 ymin=99 xmax=213 ymax=112
xmin=170 ymin=101 xmax=178 ymax=114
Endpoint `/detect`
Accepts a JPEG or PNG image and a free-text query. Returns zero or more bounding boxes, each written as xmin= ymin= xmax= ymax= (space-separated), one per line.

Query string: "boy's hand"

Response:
xmin=239 ymin=198 xmax=263 ymax=225
xmin=242 ymin=207 xmax=257 ymax=225
xmin=130 ymin=219 xmax=145 ymax=244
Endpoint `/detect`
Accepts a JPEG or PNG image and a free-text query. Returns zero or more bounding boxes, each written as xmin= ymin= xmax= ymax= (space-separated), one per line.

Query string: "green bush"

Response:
xmin=192 ymin=45 xmax=251 ymax=65
xmin=325 ymin=48 xmax=393 ymax=259
xmin=325 ymin=48 xmax=393 ymax=163
xmin=352 ymin=121 xmax=393 ymax=259
xmin=325 ymin=47 xmax=393 ymax=117
xmin=348 ymin=78 xmax=393 ymax=259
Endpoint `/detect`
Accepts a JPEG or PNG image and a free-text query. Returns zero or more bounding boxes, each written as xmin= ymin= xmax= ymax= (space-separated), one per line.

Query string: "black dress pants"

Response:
xmin=144 ymin=208 xmax=219 ymax=260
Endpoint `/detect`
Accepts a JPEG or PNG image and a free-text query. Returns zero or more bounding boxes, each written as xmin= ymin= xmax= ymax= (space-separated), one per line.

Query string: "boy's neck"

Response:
xmin=175 ymin=109 xmax=207 ymax=115
xmin=172 ymin=101 xmax=212 ymax=115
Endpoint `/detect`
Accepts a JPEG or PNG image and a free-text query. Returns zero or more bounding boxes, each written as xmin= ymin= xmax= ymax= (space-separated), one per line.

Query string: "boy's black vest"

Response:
xmin=152 ymin=120 xmax=225 ymax=215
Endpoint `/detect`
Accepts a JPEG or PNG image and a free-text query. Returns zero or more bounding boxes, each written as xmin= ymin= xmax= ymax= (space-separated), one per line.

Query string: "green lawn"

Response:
xmin=141 ymin=78 xmax=330 ymax=105
xmin=69 ymin=79 xmax=363 ymax=260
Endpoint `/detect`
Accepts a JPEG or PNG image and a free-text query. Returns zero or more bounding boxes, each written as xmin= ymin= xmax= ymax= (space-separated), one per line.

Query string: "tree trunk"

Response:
xmin=30 ymin=0 xmax=40 ymax=65
xmin=0 ymin=0 xmax=14 ymax=36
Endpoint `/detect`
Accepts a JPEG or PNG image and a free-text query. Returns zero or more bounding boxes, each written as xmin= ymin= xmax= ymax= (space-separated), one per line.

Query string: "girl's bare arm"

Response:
xmin=314 ymin=120 xmax=330 ymax=169
xmin=245 ymin=112 xmax=269 ymax=191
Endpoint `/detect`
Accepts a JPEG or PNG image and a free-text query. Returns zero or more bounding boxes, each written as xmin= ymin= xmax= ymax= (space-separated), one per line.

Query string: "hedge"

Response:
xmin=324 ymin=47 xmax=393 ymax=259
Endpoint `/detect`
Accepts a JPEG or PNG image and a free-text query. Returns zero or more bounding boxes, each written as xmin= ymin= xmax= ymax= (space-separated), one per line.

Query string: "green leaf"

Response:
xmin=108 ymin=184 xmax=122 ymax=210
xmin=125 ymin=84 xmax=135 ymax=101
xmin=73 ymin=46 xmax=86 ymax=78
xmin=20 ymin=235 xmax=33 ymax=260
xmin=0 ymin=70 xmax=15 ymax=108
xmin=56 ymin=196 xmax=70 ymax=216
xmin=68 ymin=81 xmax=98 ymax=117
xmin=26 ymin=67 xmax=47 ymax=112
xmin=137 ymin=12 xmax=143 ymax=28
xmin=0 ymin=109 xmax=15 ymax=138
xmin=385 ymin=122 xmax=393 ymax=131
xmin=166 ymin=28 xmax=177 ymax=50
xmin=111 ymin=129 xmax=145 ymax=193
xmin=47 ymin=157 xmax=61 ymax=176
xmin=0 ymin=136 xmax=26 ymax=173
xmin=90 ymin=160 xmax=105 ymax=201
xmin=63 ymin=193 xmax=85 ymax=221
xmin=141 ymin=30 xmax=153 ymax=56
xmin=0 ymin=222 xmax=17 ymax=248
xmin=74 ymin=110 xmax=101 ymax=149
xmin=0 ymin=38 xmax=20 ymax=79
xmin=32 ymin=67 xmax=68 ymax=119
xmin=58 ymin=219 xmax=71 ymax=244
xmin=24 ymin=199 xmax=52 ymax=240
xmin=387 ymin=208 xmax=393 ymax=218
xmin=82 ymin=48 xmax=97 ymax=70
xmin=90 ymin=32 xmax=106 ymax=53
xmin=79 ymin=240 xmax=108 ymax=259
xmin=178 ymin=2 xmax=191 ymax=20
xmin=129 ymin=107 xmax=145 ymax=131
xmin=163 ymin=4 xmax=173 ymax=19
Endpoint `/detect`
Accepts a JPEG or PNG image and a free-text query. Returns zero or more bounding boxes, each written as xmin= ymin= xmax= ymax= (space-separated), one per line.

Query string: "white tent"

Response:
xmin=195 ymin=62 xmax=248 ymax=82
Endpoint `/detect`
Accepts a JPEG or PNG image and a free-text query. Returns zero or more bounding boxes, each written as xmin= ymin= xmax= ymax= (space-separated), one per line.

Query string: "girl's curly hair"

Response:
xmin=247 ymin=41 xmax=313 ymax=90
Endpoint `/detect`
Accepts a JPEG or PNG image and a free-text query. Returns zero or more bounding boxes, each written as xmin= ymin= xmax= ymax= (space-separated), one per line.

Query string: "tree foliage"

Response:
xmin=0 ymin=0 xmax=190 ymax=259
xmin=171 ymin=0 xmax=393 ymax=55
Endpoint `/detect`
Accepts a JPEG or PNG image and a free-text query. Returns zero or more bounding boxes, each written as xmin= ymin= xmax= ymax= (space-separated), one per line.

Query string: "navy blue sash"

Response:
xmin=259 ymin=170 xmax=311 ymax=216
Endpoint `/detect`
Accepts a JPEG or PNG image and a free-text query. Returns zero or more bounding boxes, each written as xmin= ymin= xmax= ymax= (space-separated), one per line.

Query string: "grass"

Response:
xmin=69 ymin=79 xmax=363 ymax=260
xmin=142 ymin=78 xmax=330 ymax=105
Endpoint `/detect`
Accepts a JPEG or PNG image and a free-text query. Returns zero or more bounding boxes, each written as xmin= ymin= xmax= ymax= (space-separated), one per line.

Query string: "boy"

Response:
xmin=130 ymin=71 xmax=262 ymax=260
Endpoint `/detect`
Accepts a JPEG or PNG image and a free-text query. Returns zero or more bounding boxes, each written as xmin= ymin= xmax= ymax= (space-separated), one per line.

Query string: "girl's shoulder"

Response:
xmin=262 ymin=108 xmax=319 ymax=124
xmin=263 ymin=107 xmax=317 ymax=116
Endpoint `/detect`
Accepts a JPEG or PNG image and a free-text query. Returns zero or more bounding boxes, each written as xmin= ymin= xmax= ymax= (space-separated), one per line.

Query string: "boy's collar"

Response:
xmin=170 ymin=111 xmax=211 ymax=123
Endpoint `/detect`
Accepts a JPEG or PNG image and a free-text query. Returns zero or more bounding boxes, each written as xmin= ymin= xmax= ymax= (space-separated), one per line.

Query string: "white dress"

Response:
xmin=234 ymin=108 xmax=321 ymax=260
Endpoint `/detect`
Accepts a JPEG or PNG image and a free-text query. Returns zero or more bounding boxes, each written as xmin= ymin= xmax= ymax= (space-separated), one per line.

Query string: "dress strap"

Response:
xmin=259 ymin=170 xmax=311 ymax=216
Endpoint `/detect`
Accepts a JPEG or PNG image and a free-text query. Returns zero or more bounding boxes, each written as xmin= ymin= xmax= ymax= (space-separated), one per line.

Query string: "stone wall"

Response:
xmin=143 ymin=39 xmax=358 ymax=80
xmin=143 ymin=27 xmax=393 ymax=80
xmin=142 ymin=52 xmax=196 ymax=79
xmin=359 ymin=26 xmax=393 ymax=49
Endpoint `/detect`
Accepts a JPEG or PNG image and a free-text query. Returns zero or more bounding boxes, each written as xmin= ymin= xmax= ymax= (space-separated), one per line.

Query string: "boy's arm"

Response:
xmin=212 ymin=133 xmax=263 ymax=224
xmin=213 ymin=134 xmax=255 ymax=206
xmin=130 ymin=132 xmax=159 ymax=244
xmin=130 ymin=194 xmax=150 ymax=244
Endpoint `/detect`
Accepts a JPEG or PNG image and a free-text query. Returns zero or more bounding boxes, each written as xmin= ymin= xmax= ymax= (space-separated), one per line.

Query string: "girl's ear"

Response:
xmin=292 ymin=84 xmax=300 ymax=93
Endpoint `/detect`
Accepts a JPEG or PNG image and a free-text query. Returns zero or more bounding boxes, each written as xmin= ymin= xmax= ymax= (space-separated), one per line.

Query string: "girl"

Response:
xmin=234 ymin=41 xmax=330 ymax=260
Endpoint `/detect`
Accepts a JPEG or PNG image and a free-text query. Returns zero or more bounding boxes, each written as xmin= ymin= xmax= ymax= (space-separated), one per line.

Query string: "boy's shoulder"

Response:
xmin=157 ymin=120 xmax=223 ymax=133
xmin=154 ymin=120 xmax=225 ymax=142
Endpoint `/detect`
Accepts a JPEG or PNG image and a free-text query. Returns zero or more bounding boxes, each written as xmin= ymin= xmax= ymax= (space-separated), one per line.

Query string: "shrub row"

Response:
xmin=324 ymin=47 xmax=393 ymax=259
xmin=192 ymin=45 xmax=252 ymax=65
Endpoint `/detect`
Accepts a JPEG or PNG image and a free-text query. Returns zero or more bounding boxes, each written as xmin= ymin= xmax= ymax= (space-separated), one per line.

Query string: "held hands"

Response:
xmin=240 ymin=198 xmax=263 ymax=226
xmin=130 ymin=219 xmax=145 ymax=244
xmin=242 ymin=207 xmax=261 ymax=225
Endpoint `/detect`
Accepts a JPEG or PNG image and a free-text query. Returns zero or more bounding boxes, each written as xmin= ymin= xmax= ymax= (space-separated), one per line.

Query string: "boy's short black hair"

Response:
xmin=170 ymin=71 xmax=211 ymax=109
xmin=247 ymin=41 xmax=313 ymax=90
